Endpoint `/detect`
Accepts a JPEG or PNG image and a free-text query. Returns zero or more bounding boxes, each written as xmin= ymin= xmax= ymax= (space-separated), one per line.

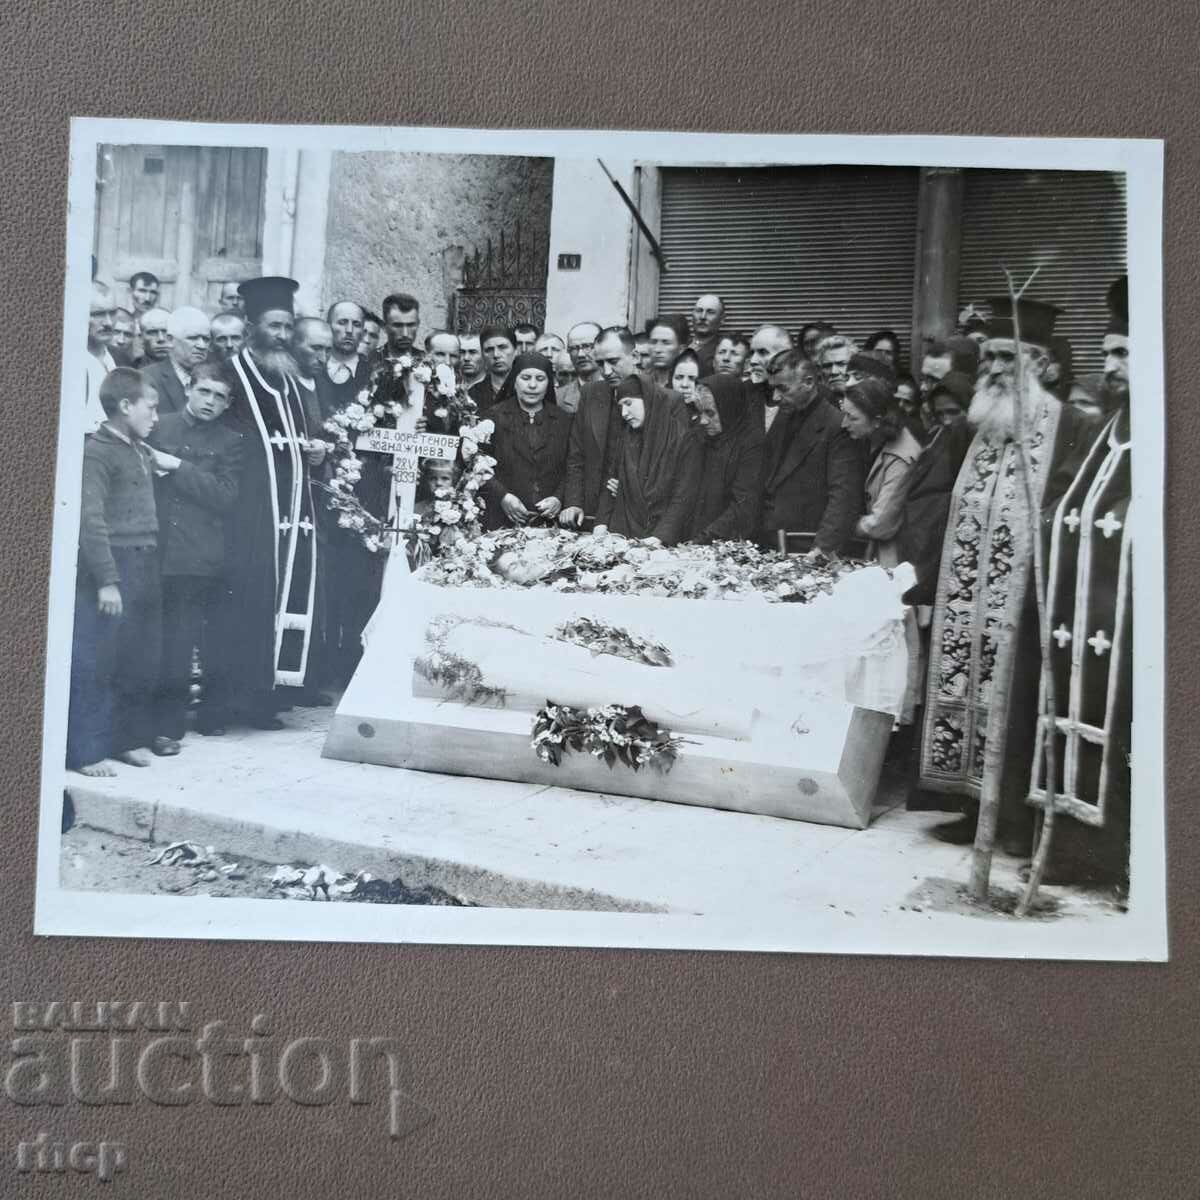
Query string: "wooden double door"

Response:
xmin=94 ymin=144 xmax=267 ymax=312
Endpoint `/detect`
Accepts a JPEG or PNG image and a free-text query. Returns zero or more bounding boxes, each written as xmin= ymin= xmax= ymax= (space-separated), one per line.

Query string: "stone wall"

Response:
xmin=321 ymin=152 xmax=554 ymax=330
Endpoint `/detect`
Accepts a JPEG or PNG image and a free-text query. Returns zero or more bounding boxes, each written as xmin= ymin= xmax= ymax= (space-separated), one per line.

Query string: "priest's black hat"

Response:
xmin=1106 ymin=275 xmax=1129 ymax=336
xmin=984 ymin=296 xmax=1062 ymax=348
xmin=239 ymin=276 xmax=299 ymax=322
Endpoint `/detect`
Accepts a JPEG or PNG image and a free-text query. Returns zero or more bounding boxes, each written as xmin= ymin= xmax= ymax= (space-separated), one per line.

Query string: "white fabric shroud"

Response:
xmin=365 ymin=543 xmax=914 ymax=731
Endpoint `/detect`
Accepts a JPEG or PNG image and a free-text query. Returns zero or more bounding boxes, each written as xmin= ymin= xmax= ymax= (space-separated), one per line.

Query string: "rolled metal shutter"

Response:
xmin=959 ymin=170 xmax=1127 ymax=376
xmin=658 ymin=166 xmax=920 ymax=361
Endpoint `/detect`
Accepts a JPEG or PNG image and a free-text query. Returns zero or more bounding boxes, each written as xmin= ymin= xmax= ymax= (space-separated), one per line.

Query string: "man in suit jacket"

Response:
xmin=146 ymin=362 xmax=244 ymax=741
xmin=897 ymin=373 xmax=975 ymax=606
xmin=142 ymin=307 xmax=212 ymax=416
xmin=759 ymin=349 xmax=864 ymax=556
xmin=689 ymin=293 xmax=725 ymax=376
xmin=560 ymin=327 xmax=643 ymax=528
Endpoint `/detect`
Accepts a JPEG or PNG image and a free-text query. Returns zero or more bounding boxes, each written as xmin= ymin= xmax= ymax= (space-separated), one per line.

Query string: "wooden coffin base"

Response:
xmin=322 ymin=684 xmax=893 ymax=830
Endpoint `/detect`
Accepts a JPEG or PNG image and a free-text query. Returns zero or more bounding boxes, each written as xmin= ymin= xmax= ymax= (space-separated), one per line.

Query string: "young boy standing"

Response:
xmin=147 ymin=362 xmax=244 ymax=741
xmin=68 ymin=367 xmax=167 ymax=775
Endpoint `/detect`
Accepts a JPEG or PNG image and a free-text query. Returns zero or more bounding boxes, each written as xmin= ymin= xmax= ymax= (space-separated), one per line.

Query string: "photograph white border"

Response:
xmin=35 ymin=118 xmax=1166 ymax=960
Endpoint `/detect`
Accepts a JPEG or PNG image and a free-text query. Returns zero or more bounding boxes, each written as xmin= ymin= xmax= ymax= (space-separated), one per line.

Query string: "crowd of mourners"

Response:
xmin=74 ymin=264 xmax=1132 ymax=890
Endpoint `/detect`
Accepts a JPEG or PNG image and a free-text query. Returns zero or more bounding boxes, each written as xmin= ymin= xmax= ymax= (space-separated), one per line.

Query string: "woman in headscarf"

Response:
xmin=482 ymin=352 xmax=573 ymax=531
xmin=839 ymin=376 xmax=925 ymax=728
xmin=595 ymin=376 xmax=702 ymax=546
xmin=687 ymin=375 xmax=764 ymax=544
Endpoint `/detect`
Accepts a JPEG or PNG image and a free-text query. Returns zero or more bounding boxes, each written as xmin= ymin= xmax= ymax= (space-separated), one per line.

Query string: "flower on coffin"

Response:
xmin=531 ymin=701 xmax=688 ymax=772
xmin=344 ymin=402 xmax=366 ymax=423
xmin=373 ymin=404 xmax=386 ymax=419
xmin=433 ymin=501 xmax=462 ymax=525
xmin=412 ymin=364 xmax=432 ymax=384
xmin=417 ymin=527 xmax=870 ymax=602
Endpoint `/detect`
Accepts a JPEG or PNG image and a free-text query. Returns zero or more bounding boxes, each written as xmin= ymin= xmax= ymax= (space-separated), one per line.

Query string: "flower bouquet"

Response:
xmin=320 ymin=354 xmax=496 ymax=557
xmin=531 ymin=702 xmax=689 ymax=772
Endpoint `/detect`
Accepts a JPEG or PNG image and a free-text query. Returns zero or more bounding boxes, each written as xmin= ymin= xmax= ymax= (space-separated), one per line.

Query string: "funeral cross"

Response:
xmin=355 ymin=425 xmax=461 ymax=536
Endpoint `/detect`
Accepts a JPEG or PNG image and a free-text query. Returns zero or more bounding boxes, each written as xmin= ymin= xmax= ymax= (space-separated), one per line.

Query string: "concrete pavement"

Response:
xmin=61 ymin=705 xmax=1122 ymax=928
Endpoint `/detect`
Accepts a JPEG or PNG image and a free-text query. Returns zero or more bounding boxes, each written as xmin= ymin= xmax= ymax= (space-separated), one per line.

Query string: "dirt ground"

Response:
xmin=59 ymin=824 xmax=473 ymax=906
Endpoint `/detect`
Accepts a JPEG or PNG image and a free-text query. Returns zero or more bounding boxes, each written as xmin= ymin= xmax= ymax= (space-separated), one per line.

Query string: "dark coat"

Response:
xmin=483 ymin=398 xmax=573 ymax=530
xmin=468 ymin=375 xmax=503 ymax=413
xmin=691 ymin=333 xmax=721 ymax=377
xmin=562 ymin=379 xmax=623 ymax=518
xmin=141 ymin=357 xmax=190 ymax=416
xmin=595 ymin=383 xmax=702 ymax=546
xmin=759 ymin=394 xmax=865 ymax=554
xmin=896 ymin=421 xmax=974 ymax=604
xmin=148 ymin=411 xmax=244 ymax=577
xmin=688 ymin=424 xmax=764 ymax=543
xmin=742 ymin=383 xmax=794 ymax=466
xmin=322 ymin=356 xmax=371 ymax=419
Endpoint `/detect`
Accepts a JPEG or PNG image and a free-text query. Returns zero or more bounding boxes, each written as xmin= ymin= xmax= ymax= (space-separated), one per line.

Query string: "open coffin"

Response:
xmin=322 ymin=531 xmax=913 ymax=829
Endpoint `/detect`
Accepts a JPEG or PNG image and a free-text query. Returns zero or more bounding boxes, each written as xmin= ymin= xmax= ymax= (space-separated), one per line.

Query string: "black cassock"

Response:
xmin=222 ymin=349 xmax=320 ymax=705
xmin=1028 ymin=406 xmax=1132 ymax=881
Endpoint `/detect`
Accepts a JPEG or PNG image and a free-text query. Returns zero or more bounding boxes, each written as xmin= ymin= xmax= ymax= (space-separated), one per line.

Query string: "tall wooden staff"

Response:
xmin=968 ymin=267 xmax=1060 ymax=908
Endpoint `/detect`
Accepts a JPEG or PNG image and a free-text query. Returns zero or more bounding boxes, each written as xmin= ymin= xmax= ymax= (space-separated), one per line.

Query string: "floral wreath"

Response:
xmin=320 ymin=353 xmax=497 ymax=559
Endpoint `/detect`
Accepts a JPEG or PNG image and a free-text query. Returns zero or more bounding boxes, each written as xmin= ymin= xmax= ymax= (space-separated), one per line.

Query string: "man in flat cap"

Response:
xmin=1023 ymin=275 xmax=1132 ymax=889
xmin=219 ymin=277 xmax=324 ymax=729
xmin=911 ymin=294 xmax=1096 ymax=856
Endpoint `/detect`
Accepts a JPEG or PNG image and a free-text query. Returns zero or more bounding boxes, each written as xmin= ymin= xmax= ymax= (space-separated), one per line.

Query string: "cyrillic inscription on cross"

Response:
xmin=355 ymin=426 xmax=461 ymax=533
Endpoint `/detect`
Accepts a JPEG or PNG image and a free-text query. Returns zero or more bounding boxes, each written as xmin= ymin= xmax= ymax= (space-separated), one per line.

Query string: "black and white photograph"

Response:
xmin=36 ymin=119 xmax=1165 ymax=959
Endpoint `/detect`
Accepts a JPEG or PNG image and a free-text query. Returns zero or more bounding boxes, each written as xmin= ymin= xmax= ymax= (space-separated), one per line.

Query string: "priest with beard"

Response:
xmin=913 ymin=297 xmax=1095 ymax=854
xmin=219 ymin=277 xmax=325 ymax=728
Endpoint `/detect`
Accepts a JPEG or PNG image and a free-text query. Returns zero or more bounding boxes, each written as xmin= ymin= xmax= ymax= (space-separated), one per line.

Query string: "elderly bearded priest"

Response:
xmin=912 ymin=296 xmax=1095 ymax=855
xmin=221 ymin=277 xmax=324 ymax=729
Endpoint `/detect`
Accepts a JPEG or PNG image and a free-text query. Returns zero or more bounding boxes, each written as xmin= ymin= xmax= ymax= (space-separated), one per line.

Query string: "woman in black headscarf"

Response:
xmin=687 ymin=375 xmax=764 ymax=544
xmin=595 ymin=376 xmax=701 ymax=545
xmin=482 ymin=352 xmax=572 ymax=531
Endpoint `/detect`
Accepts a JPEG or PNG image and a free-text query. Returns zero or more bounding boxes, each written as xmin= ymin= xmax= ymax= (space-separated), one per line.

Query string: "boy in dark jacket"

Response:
xmin=147 ymin=361 xmax=244 ymax=742
xmin=68 ymin=368 xmax=165 ymax=774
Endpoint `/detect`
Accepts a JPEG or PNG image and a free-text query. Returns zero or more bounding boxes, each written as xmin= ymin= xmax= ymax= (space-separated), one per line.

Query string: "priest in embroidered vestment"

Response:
xmin=913 ymin=296 xmax=1095 ymax=852
xmin=1026 ymin=276 xmax=1132 ymax=886
xmin=219 ymin=277 xmax=324 ymax=728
